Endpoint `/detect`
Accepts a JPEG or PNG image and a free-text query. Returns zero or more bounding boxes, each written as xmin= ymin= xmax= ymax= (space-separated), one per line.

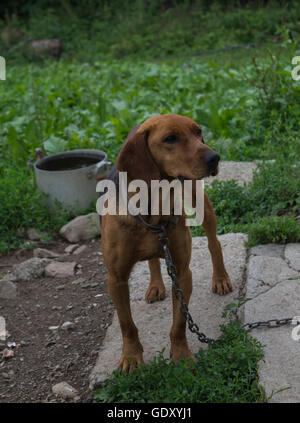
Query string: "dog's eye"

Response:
xmin=164 ymin=134 xmax=179 ymax=144
xmin=196 ymin=128 xmax=202 ymax=137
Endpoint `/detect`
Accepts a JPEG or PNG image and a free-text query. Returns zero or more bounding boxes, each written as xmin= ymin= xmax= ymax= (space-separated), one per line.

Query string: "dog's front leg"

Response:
xmin=202 ymin=192 xmax=232 ymax=295
xmin=107 ymin=270 xmax=144 ymax=373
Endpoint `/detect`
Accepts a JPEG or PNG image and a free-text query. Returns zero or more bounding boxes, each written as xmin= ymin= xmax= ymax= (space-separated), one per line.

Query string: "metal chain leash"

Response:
xmin=158 ymin=224 xmax=215 ymax=344
xmin=242 ymin=318 xmax=293 ymax=330
xmin=156 ymin=223 xmax=297 ymax=345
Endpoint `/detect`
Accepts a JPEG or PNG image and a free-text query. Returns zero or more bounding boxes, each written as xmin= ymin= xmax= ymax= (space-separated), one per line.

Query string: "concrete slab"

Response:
xmin=243 ymin=244 xmax=300 ymax=403
xmin=284 ymin=243 xmax=300 ymax=272
xmin=89 ymin=233 xmax=248 ymax=389
xmin=205 ymin=161 xmax=257 ymax=186
xmin=246 ymin=255 xmax=298 ymax=298
xmin=250 ymin=244 xmax=285 ymax=258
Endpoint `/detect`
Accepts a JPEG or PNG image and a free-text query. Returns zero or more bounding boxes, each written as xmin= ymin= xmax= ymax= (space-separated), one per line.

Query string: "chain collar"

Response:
xmin=132 ymin=213 xmax=178 ymax=234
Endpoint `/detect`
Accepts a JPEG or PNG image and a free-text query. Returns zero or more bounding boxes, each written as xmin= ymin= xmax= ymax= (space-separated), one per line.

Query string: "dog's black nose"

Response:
xmin=204 ymin=152 xmax=220 ymax=169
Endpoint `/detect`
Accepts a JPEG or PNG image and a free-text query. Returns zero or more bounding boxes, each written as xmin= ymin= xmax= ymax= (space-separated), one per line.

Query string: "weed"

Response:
xmin=93 ymin=309 xmax=265 ymax=403
xmin=0 ymin=165 xmax=70 ymax=254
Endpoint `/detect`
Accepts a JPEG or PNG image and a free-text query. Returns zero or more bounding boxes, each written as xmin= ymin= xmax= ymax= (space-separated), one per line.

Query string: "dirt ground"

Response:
xmin=0 ymin=237 xmax=114 ymax=403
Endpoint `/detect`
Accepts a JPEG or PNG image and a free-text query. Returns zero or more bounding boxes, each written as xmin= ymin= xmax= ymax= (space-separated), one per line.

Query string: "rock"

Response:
xmin=72 ymin=277 xmax=86 ymax=285
xmin=61 ymin=321 xmax=76 ymax=331
xmin=242 ymin=242 xmax=300 ymax=403
xmin=250 ymin=244 xmax=284 ymax=258
xmin=0 ymin=316 xmax=7 ymax=340
xmin=73 ymin=245 xmax=87 ymax=255
xmin=44 ymin=262 xmax=76 ymax=278
xmin=64 ymin=244 xmax=79 ymax=254
xmin=33 ymin=248 xmax=60 ymax=259
xmin=11 ymin=258 xmax=50 ymax=281
xmin=2 ymin=348 xmax=14 ymax=360
xmin=27 ymin=39 xmax=63 ymax=59
xmin=14 ymin=248 xmax=30 ymax=260
xmin=8 ymin=370 xmax=15 ymax=378
xmin=27 ymin=228 xmax=41 ymax=241
xmin=246 ymin=255 xmax=298 ymax=298
xmin=0 ymin=277 xmax=17 ymax=299
xmin=60 ymin=213 xmax=100 ymax=243
xmin=56 ymin=285 xmax=65 ymax=291
xmin=204 ymin=161 xmax=257 ymax=187
xmin=49 ymin=326 xmax=60 ymax=331
xmin=284 ymin=243 xmax=300 ymax=272
xmin=244 ymin=279 xmax=300 ymax=403
xmin=52 ymin=382 xmax=78 ymax=399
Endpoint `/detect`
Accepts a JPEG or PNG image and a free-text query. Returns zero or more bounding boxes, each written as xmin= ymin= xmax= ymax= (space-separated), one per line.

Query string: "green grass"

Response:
xmin=0 ymin=3 xmax=299 ymax=253
xmin=0 ymin=166 xmax=70 ymax=254
xmin=2 ymin=0 xmax=300 ymax=62
xmin=93 ymin=311 xmax=266 ymax=403
xmin=1 ymin=39 xmax=299 ymax=253
xmin=1 ymin=46 xmax=299 ymax=165
xmin=191 ymin=159 xmax=300 ymax=245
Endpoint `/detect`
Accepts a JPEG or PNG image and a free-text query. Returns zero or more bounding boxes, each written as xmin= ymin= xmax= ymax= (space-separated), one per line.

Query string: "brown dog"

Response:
xmin=100 ymin=114 xmax=232 ymax=373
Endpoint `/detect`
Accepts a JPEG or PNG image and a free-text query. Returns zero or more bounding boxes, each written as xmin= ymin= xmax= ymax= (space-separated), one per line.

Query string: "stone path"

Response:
xmin=242 ymin=243 xmax=300 ymax=403
xmin=204 ymin=160 xmax=257 ymax=186
xmin=89 ymin=161 xmax=300 ymax=402
xmin=89 ymin=233 xmax=248 ymax=388
xmin=90 ymin=239 xmax=300 ymax=402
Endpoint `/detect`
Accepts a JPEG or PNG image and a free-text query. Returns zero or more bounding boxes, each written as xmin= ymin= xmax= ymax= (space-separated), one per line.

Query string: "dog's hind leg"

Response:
xmin=202 ymin=192 xmax=232 ymax=295
xmin=145 ymin=259 xmax=166 ymax=303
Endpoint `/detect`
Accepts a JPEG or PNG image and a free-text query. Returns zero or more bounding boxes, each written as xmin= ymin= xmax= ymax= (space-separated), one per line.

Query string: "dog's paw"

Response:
xmin=212 ymin=274 xmax=232 ymax=295
xmin=117 ymin=351 xmax=144 ymax=374
xmin=145 ymin=284 xmax=166 ymax=303
xmin=170 ymin=345 xmax=196 ymax=363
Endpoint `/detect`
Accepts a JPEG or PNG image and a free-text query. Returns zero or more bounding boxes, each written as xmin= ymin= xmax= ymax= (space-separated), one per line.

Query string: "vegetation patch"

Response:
xmin=192 ymin=160 xmax=300 ymax=245
xmin=0 ymin=3 xmax=299 ymax=253
xmin=94 ymin=308 xmax=265 ymax=403
xmin=1 ymin=1 xmax=300 ymax=61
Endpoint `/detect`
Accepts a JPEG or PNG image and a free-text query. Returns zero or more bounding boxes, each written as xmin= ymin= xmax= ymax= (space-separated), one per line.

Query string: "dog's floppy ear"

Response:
xmin=116 ymin=129 xmax=160 ymax=186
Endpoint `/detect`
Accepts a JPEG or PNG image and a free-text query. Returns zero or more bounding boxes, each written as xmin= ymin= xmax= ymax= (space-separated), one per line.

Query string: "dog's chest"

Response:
xmin=133 ymin=232 xmax=165 ymax=261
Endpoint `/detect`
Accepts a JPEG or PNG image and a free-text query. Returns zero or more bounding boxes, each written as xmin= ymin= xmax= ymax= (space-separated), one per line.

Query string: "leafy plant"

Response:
xmin=247 ymin=216 xmax=300 ymax=247
xmin=94 ymin=311 xmax=265 ymax=403
xmin=192 ymin=159 xmax=300 ymax=245
xmin=0 ymin=6 xmax=299 ymax=252
xmin=0 ymin=165 xmax=70 ymax=254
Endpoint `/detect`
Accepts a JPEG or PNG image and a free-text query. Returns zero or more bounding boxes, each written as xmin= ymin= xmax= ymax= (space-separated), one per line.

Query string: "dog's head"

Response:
xmin=116 ymin=114 xmax=219 ymax=185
